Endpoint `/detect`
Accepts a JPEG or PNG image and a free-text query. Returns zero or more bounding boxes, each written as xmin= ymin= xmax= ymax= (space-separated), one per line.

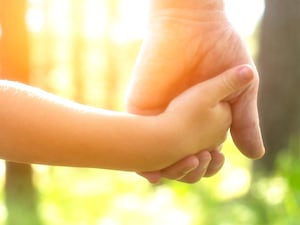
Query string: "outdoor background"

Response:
xmin=0 ymin=0 xmax=300 ymax=225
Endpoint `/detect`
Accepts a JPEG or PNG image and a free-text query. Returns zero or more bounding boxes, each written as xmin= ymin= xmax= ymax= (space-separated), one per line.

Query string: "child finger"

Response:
xmin=203 ymin=149 xmax=225 ymax=177
xmin=202 ymin=64 xmax=255 ymax=104
xmin=160 ymin=155 xmax=201 ymax=180
xmin=176 ymin=152 xmax=212 ymax=183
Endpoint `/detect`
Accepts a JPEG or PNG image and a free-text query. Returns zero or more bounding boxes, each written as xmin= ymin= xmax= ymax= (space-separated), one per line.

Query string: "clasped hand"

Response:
xmin=126 ymin=2 xmax=265 ymax=183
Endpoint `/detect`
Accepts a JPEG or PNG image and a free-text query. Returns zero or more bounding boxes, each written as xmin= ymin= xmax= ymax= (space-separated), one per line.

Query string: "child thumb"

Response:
xmin=206 ymin=65 xmax=254 ymax=104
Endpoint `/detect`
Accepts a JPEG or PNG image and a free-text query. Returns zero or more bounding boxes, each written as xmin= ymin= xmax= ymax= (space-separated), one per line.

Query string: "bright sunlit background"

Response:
xmin=4 ymin=1 xmax=296 ymax=225
xmin=24 ymin=0 xmax=265 ymax=102
xmin=26 ymin=0 xmax=265 ymax=38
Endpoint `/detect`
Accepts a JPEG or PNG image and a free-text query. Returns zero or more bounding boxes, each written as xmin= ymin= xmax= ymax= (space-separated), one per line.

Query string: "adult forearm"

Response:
xmin=151 ymin=0 xmax=224 ymax=11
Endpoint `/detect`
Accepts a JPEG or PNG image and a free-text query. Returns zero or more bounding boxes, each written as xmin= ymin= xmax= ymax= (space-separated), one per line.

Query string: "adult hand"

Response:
xmin=126 ymin=0 xmax=265 ymax=183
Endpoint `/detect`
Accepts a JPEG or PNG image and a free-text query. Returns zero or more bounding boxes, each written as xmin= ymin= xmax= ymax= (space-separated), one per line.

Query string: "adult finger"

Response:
xmin=230 ymin=74 xmax=265 ymax=159
xmin=197 ymin=64 xmax=265 ymax=159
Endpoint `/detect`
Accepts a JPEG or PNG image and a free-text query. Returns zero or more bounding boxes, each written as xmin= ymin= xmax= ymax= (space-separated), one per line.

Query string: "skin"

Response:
xmin=0 ymin=66 xmax=253 ymax=172
xmin=126 ymin=0 xmax=265 ymax=183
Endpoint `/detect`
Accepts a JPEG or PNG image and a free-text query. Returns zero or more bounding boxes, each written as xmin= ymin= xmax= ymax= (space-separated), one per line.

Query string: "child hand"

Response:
xmin=147 ymin=65 xmax=254 ymax=179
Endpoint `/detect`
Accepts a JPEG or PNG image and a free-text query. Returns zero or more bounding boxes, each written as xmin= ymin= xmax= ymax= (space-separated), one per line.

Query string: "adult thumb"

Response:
xmin=204 ymin=65 xmax=255 ymax=104
xmin=204 ymin=64 xmax=265 ymax=159
xmin=230 ymin=67 xmax=265 ymax=159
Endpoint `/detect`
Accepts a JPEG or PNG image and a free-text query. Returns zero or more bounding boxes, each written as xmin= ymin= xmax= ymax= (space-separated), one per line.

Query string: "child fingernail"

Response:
xmin=238 ymin=65 xmax=254 ymax=81
xmin=202 ymin=160 xmax=211 ymax=171
xmin=176 ymin=165 xmax=197 ymax=180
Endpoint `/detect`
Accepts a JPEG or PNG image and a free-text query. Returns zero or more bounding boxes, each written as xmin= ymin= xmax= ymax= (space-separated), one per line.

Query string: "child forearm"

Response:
xmin=0 ymin=81 xmax=180 ymax=171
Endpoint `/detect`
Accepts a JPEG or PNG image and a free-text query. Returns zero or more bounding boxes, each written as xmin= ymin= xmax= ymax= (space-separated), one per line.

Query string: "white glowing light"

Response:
xmin=112 ymin=0 xmax=149 ymax=43
xmin=219 ymin=168 xmax=251 ymax=198
xmin=26 ymin=8 xmax=45 ymax=32
xmin=225 ymin=0 xmax=265 ymax=37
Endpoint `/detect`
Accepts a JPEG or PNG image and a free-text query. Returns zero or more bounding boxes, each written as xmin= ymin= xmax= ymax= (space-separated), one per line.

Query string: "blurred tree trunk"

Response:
xmin=0 ymin=0 xmax=42 ymax=224
xmin=4 ymin=163 xmax=41 ymax=225
xmin=257 ymin=0 xmax=300 ymax=173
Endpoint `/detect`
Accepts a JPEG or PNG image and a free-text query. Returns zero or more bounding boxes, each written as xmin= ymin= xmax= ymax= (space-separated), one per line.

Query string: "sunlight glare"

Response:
xmin=84 ymin=0 xmax=107 ymax=38
xmin=99 ymin=186 xmax=192 ymax=225
xmin=26 ymin=7 xmax=45 ymax=33
xmin=218 ymin=168 xmax=251 ymax=199
xmin=98 ymin=218 xmax=119 ymax=225
xmin=0 ymin=203 xmax=7 ymax=225
xmin=225 ymin=0 xmax=265 ymax=37
xmin=112 ymin=0 xmax=149 ymax=43
xmin=256 ymin=177 xmax=288 ymax=205
xmin=48 ymin=0 xmax=72 ymax=36
xmin=28 ymin=0 xmax=43 ymax=4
